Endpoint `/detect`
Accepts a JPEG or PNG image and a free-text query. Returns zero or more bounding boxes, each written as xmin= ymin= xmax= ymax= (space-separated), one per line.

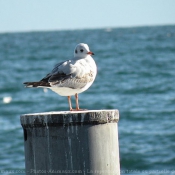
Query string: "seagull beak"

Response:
xmin=87 ymin=51 xmax=95 ymax=55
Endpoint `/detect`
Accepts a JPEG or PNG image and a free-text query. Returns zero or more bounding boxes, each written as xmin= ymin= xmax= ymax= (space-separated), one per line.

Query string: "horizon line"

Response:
xmin=0 ymin=23 xmax=174 ymax=35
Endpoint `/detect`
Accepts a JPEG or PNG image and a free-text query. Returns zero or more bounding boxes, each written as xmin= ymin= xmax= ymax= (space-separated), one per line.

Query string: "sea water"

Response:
xmin=0 ymin=25 xmax=175 ymax=175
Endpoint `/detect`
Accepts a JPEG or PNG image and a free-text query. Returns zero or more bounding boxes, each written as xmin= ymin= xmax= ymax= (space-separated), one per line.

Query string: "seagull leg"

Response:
xmin=75 ymin=93 xmax=80 ymax=110
xmin=75 ymin=93 xmax=87 ymax=111
xmin=67 ymin=96 xmax=73 ymax=111
xmin=68 ymin=94 xmax=87 ymax=111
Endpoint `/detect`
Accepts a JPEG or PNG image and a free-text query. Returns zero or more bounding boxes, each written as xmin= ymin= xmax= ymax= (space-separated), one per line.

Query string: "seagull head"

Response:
xmin=74 ymin=43 xmax=94 ymax=58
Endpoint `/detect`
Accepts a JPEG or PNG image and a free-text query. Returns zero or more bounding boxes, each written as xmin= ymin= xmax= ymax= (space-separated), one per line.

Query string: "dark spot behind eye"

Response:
xmin=80 ymin=49 xmax=84 ymax=52
xmin=75 ymin=50 xmax=78 ymax=53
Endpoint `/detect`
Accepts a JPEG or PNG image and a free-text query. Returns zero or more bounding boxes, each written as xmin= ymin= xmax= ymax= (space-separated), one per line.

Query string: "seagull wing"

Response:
xmin=43 ymin=59 xmax=95 ymax=89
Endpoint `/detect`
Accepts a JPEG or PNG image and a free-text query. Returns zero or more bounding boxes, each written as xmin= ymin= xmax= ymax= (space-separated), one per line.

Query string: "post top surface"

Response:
xmin=22 ymin=109 xmax=117 ymax=116
xmin=21 ymin=109 xmax=119 ymax=127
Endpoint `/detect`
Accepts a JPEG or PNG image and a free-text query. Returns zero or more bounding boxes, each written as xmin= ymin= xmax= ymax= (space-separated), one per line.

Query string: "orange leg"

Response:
xmin=75 ymin=93 xmax=80 ymax=110
xmin=67 ymin=96 xmax=73 ymax=111
xmin=75 ymin=93 xmax=87 ymax=111
xmin=68 ymin=94 xmax=87 ymax=111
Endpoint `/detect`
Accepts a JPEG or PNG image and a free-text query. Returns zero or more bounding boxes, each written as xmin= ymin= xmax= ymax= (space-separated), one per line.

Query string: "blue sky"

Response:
xmin=0 ymin=0 xmax=175 ymax=33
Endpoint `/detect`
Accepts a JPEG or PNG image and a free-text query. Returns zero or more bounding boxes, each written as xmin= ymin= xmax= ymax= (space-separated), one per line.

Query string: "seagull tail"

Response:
xmin=23 ymin=81 xmax=51 ymax=88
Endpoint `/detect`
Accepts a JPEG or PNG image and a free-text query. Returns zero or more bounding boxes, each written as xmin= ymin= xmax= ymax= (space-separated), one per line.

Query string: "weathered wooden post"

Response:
xmin=20 ymin=110 xmax=120 ymax=175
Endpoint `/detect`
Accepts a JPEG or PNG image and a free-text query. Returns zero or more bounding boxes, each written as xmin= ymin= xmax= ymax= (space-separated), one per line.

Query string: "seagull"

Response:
xmin=24 ymin=43 xmax=97 ymax=111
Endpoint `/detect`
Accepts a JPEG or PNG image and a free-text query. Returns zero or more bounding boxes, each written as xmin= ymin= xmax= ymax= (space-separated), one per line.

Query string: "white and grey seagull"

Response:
xmin=24 ymin=43 xmax=97 ymax=111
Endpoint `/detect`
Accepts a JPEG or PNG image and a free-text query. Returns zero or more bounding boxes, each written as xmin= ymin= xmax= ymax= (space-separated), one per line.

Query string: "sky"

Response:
xmin=0 ymin=0 xmax=175 ymax=33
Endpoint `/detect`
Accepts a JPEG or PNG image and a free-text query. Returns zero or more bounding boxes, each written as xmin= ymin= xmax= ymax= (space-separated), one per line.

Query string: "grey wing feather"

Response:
xmin=40 ymin=59 xmax=79 ymax=88
xmin=24 ymin=58 xmax=95 ymax=89
xmin=41 ymin=58 xmax=95 ymax=89
xmin=40 ymin=60 xmax=69 ymax=82
xmin=51 ymin=61 xmax=66 ymax=73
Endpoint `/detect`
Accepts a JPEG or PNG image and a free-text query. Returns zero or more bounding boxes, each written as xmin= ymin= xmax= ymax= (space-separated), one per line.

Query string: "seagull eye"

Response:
xmin=80 ymin=49 xmax=84 ymax=52
xmin=75 ymin=50 xmax=78 ymax=53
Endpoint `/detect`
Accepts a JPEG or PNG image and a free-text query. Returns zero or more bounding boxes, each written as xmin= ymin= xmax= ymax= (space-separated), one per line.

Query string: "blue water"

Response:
xmin=0 ymin=25 xmax=175 ymax=175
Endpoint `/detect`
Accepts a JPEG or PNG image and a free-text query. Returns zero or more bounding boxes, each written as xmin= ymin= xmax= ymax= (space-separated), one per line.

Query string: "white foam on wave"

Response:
xmin=2 ymin=96 xmax=12 ymax=104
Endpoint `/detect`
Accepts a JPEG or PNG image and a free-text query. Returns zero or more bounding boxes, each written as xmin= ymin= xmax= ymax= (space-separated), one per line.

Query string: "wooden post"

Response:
xmin=21 ymin=110 xmax=120 ymax=175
